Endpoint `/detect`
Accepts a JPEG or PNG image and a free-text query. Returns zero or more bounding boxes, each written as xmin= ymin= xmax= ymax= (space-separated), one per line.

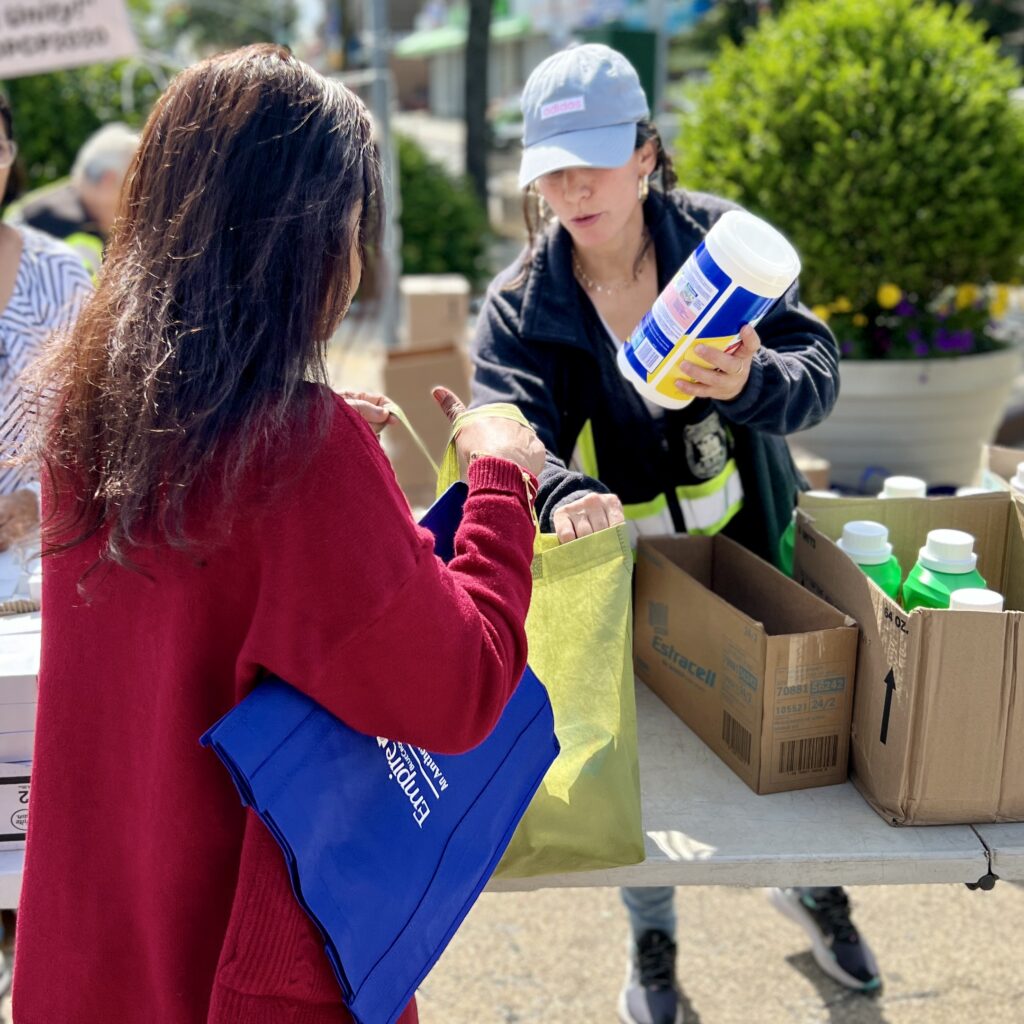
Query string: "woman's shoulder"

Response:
xmin=662 ymin=188 xmax=744 ymax=232
xmin=16 ymin=225 xmax=93 ymax=293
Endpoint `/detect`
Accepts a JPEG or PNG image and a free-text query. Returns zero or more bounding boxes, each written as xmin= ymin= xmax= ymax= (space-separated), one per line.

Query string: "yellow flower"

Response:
xmin=811 ymin=305 xmax=831 ymax=323
xmin=831 ymin=296 xmax=853 ymax=313
xmin=853 ymin=313 xmax=868 ymax=327
xmin=991 ymin=284 xmax=1010 ymax=320
xmin=955 ymin=283 xmax=980 ymax=310
xmin=876 ymin=283 xmax=902 ymax=309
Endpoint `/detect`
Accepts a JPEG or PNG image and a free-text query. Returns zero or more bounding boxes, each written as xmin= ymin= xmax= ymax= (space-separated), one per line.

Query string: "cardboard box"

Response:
xmin=0 ymin=762 xmax=30 ymax=849
xmin=982 ymin=444 xmax=1022 ymax=489
xmin=793 ymin=490 xmax=1024 ymax=824
xmin=790 ymin=443 xmax=831 ymax=491
xmin=634 ymin=535 xmax=858 ymax=795
xmin=382 ymin=345 xmax=471 ymax=509
xmin=398 ymin=275 xmax=470 ymax=351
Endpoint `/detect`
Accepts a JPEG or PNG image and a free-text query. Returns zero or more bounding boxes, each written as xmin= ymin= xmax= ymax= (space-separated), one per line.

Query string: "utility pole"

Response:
xmin=361 ymin=0 xmax=401 ymax=348
xmin=464 ymin=0 xmax=493 ymax=207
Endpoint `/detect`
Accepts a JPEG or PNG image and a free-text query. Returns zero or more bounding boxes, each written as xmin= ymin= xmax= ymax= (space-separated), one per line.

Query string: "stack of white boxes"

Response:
xmin=0 ymin=615 xmax=38 ymax=850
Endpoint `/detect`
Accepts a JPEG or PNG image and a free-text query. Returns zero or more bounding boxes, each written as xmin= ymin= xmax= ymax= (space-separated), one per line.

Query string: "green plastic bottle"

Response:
xmin=777 ymin=490 xmax=838 ymax=577
xmin=836 ymin=520 xmax=902 ymax=599
xmin=902 ymin=529 xmax=988 ymax=611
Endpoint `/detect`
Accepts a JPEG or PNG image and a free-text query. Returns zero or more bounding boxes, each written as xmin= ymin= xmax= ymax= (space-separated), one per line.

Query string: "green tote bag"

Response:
xmin=398 ymin=401 xmax=645 ymax=877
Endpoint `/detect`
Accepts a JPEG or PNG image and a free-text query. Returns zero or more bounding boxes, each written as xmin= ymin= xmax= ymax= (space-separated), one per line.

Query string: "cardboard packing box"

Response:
xmin=982 ymin=444 xmax=1022 ymax=490
xmin=790 ymin=443 xmax=831 ymax=491
xmin=634 ymin=535 xmax=858 ymax=795
xmin=382 ymin=345 xmax=471 ymax=509
xmin=0 ymin=762 xmax=30 ymax=849
xmin=398 ymin=275 xmax=470 ymax=351
xmin=793 ymin=490 xmax=1024 ymax=825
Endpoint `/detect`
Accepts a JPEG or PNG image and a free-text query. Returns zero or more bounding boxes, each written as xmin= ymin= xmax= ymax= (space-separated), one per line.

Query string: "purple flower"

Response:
xmin=907 ymin=328 xmax=923 ymax=344
xmin=913 ymin=341 xmax=930 ymax=357
xmin=895 ymin=299 xmax=917 ymax=318
xmin=841 ymin=340 xmax=854 ymax=357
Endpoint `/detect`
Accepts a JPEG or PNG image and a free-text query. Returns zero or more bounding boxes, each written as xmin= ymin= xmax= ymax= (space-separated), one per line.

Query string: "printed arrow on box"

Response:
xmin=880 ymin=668 xmax=896 ymax=745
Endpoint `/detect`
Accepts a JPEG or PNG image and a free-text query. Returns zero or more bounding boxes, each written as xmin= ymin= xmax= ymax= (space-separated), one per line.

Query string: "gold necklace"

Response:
xmin=572 ymin=238 xmax=650 ymax=296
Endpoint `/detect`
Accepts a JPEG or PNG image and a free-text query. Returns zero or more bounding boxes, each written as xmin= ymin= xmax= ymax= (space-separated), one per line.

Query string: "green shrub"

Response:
xmin=676 ymin=0 xmax=1024 ymax=311
xmin=398 ymin=134 xmax=491 ymax=289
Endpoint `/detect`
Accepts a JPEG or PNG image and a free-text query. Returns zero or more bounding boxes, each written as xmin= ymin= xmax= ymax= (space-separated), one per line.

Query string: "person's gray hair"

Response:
xmin=71 ymin=123 xmax=140 ymax=188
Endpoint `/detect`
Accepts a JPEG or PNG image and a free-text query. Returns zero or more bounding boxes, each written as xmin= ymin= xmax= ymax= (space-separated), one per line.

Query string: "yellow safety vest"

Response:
xmin=571 ymin=418 xmax=744 ymax=544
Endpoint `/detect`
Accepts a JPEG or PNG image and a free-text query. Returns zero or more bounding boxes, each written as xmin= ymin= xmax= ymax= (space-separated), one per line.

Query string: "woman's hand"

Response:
xmin=552 ymin=492 xmax=625 ymax=544
xmin=340 ymin=389 xmax=392 ymax=435
xmin=0 ymin=490 xmax=39 ymax=553
xmin=432 ymin=387 xmax=546 ymax=479
xmin=673 ymin=324 xmax=761 ymax=402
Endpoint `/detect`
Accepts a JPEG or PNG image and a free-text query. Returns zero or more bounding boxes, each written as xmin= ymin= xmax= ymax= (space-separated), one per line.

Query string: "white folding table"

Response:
xmin=1 ymin=614 xmax=1020 ymax=908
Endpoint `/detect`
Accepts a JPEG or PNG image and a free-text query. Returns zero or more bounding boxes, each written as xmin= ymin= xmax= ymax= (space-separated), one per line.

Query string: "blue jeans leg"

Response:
xmin=621 ymin=886 xmax=676 ymax=942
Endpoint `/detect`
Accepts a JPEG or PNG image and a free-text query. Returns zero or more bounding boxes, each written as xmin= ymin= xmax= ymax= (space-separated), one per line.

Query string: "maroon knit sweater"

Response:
xmin=13 ymin=390 xmax=537 ymax=1023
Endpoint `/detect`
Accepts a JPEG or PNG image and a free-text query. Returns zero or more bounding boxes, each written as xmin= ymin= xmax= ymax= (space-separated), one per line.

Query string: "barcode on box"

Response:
xmin=722 ymin=711 xmax=751 ymax=765
xmin=778 ymin=735 xmax=839 ymax=774
xmin=631 ymin=338 xmax=663 ymax=373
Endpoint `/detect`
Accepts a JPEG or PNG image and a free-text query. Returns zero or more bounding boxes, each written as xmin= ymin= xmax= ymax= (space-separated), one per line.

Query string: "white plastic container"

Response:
xmin=950 ymin=588 xmax=1004 ymax=612
xmin=1010 ymin=461 xmax=1024 ymax=494
xmin=616 ymin=210 xmax=801 ymax=409
xmin=879 ymin=475 xmax=927 ymax=499
xmin=955 ymin=486 xmax=991 ymax=497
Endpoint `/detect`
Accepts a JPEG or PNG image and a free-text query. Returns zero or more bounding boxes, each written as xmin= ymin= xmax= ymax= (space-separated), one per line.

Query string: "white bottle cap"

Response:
xmin=918 ymin=529 xmax=978 ymax=574
xmin=805 ymin=489 xmax=840 ymax=498
xmin=1010 ymin=461 xmax=1024 ymax=494
xmin=956 ymin=486 xmax=991 ymax=497
xmin=880 ymin=475 xmax=927 ymax=499
xmin=949 ymin=588 xmax=1003 ymax=612
xmin=836 ymin=520 xmax=893 ymax=566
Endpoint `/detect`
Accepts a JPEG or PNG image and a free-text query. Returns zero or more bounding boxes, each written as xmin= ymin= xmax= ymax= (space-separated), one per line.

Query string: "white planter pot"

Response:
xmin=796 ymin=348 xmax=1022 ymax=490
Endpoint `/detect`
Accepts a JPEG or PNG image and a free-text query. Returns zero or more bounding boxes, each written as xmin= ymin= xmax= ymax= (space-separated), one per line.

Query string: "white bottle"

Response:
xmin=949 ymin=588 xmax=1004 ymax=612
xmin=617 ymin=210 xmax=800 ymax=410
xmin=1010 ymin=461 xmax=1024 ymax=495
xmin=879 ymin=475 xmax=927 ymax=499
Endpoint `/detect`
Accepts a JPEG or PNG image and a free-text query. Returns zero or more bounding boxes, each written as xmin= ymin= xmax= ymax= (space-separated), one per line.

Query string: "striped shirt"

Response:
xmin=0 ymin=226 xmax=93 ymax=494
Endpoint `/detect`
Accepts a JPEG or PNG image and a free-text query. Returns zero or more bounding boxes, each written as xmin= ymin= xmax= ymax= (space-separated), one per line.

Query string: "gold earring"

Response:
xmin=638 ymin=175 xmax=650 ymax=202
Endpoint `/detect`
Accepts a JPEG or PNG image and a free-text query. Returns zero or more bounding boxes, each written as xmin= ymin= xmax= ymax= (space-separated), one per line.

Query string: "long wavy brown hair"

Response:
xmin=25 ymin=44 xmax=382 ymax=571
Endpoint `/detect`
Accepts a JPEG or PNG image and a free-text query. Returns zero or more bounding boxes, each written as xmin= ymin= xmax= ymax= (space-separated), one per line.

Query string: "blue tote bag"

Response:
xmin=201 ymin=483 xmax=558 ymax=1024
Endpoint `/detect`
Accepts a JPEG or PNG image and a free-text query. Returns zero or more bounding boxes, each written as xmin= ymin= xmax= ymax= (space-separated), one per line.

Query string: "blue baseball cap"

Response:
xmin=518 ymin=44 xmax=650 ymax=189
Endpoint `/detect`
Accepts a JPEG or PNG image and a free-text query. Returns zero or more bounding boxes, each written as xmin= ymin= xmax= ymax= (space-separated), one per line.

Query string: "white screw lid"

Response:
xmin=880 ymin=475 xmax=927 ymax=499
xmin=1011 ymin=462 xmax=1024 ymax=494
xmin=837 ymin=520 xmax=893 ymax=565
xmin=950 ymin=588 xmax=1003 ymax=612
xmin=918 ymin=528 xmax=978 ymax=574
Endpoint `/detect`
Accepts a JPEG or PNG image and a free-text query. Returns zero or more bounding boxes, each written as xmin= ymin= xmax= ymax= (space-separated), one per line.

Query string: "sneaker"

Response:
xmin=617 ymin=929 xmax=685 ymax=1024
xmin=769 ymin=887 xmax=881 ymax=992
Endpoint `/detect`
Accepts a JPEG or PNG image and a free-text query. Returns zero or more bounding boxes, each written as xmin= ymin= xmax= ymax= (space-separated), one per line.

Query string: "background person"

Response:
xmin=0 ymin=93 xmax=93 ymax=552
xmin=6 ymin=122 xmax=140 ymax=277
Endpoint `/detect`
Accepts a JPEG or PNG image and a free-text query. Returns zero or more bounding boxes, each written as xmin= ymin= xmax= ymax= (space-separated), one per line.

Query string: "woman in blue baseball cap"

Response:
xmin=469 ymin=43 xmax=880 ymax=1024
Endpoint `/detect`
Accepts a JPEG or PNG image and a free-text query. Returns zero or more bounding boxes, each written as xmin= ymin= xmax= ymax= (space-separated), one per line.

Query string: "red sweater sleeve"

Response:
xmin=240 ymin=395 xmax=537 ymax=754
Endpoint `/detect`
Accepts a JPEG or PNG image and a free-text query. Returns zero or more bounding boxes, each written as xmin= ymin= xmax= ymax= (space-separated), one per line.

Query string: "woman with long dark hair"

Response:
xmin=13 ymin=44 xmax=544 ymax=1024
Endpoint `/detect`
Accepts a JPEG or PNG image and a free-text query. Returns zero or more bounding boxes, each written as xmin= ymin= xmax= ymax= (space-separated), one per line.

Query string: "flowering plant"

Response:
xmin=813 ymin=284 xmax=1017 ymax=361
